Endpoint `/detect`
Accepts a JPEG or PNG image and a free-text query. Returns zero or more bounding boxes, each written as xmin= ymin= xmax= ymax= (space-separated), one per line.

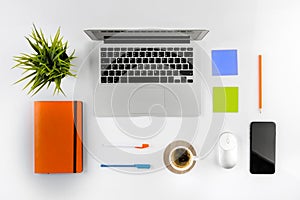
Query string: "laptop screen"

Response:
xmin=84 ymin=29 xmax=209 ymax=41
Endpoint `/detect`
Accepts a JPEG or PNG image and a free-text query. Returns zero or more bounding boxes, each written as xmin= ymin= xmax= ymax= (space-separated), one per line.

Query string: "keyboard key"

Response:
xmin=142 ymin=58 xmax=148 ymax=63
xmin=101 ymin=77 xmax=107 ymax=83
xmin=167 ymin=47 xmax=173 ymax=51
xmin=108 ymin=52 xmax=113 ymax=57
xmin=121 ymin=70 xmax=127 ymax=75
xmin=188 ymin=58 xmax=193 ymax=63
xmin=148 ymin=70 xmax=153 ymax=76
xmin=144 ymin=64 xmax=150 ymax=69
xmin=112 ymin=64 xmax=118 ymax=69
xmin=128 ymin=71 xmax=134 ymax=76
xmin=162 ymin=58 xmax=168 ymax=63
xmin=124 ymin=58 xmax=129 ymax=63
xmin=180 ymin=47 xmax=186 ymax=51
xmin=155 ymin=58 xmax=161 ymax=63
xmin=125 ymin=64 xmax=131 ymax=69
xmin=152 ymin=52 xmax=158 ymax=57
xmin=140 ymin=52 xmax=145 ymax=57
xmin=182 ymin=64 xmax=188 ymax=69
xmin=128 ymin=48 xmax=133 ymax=51
xmin=187 ymin=47 xmax=193 ymax=51
xmin=114 ymin=52 xmax=119 ymax=57
xmin=172 ymin=52 xmax=177 ymax=57
xmin=133 ymin=52 xmax=139 ymax=57
xmin=130 ymin=58 xmax=135 ymax=63
xmin=160 ymin=71 xmax=166 ymax=76
xmin=157 ymin=64 xmax=163 ymax=69
xmin=114 ymin=48 xmax=120 ymax=51
xmin=159 ymin=52 xmax=164 ymax=57
xmin=167 ymin=70 xmax=172 ymax=76
xmin=138 ymin=64 xmax=143 ymax=69
xmin=117 ymin=58 xmax=122 ymax=63
xmin=170 ymin=64 xmax=176 ymax=69
xmin=121 ymin=48 xmax=127 ymax=51
xmin=168 ymin=77 xmax=174 ymax=83
xmin=101 ymin=48 xmax=107 ymax=51
xmin=154 ymin=70 xmax=159 ymax=76
xmin=127 ymin=52 xmax=132 ymax=57
xmin=120 ymin=77 xmax=127 ymax=83
xmin=116 ymin=70 xmax=121 ymax=76
xmin=146 ymin=52 xmax=151 ymax=57
xmin=111 ymin=58 xmax=117 ymax=63
xmin=175 ymin=58 xmax=180 ymax=63
xmin=188 ymin=79 xmax=193 ymax=83
xmin=101 ymin=64 xmax=109 ymax=69
xmin=176 ymin=64 xmax=182 ymax=69
xmin=101 ymin=58 xmax=110 ymax=63
xmin=175 ymin=79 xmax=180 ymax=83
xmin=149 ymin=58 xmax=155 ymax=63
xmin=154 ymin=48 xmax=160 ymax=51
xmin=168 ymin=58 xmax=174 ymax=63
xmin=119 ymin=64 xmax=125 ymax=70
xmin=174 ymin=48 xmax=179 ymax=51
xmin=184 ymin=52 xmax=193 ymax=57
xmin=160 ymin=77 xmax=167 ymax=83
xmin=132 ymin=64 xmax=138 ymax=69
xmin=178 ymin=52 xmax=183 ymax=57
xmin=174 ymin=70 xmax=179 ymax=76
xmin=135 ymin=71 xmax=140 ymax=76
xmin=108 ymin=48 xmax=113 ymax=51
xmin=151 ymin=64 xmax=156 ymax=69
xmin=134 ymin=48 xmax=140 ymax=51
xmin=141 ymin=71 xmax=147 ymax=76
xmin=165 ymin=52 xmax=171 ymax=57
xmin=181 ymin=58 xmax=187 ymax=63
xmin=109 ymin=70 xmax=115 ymax=76
xmin=147 ymin=48 xmax=153 ymax=51
xmin=180 ymin=70 xmax=193 ymax=76
xmin=101 ymin=52 xmax=106 ymax=57
xmin=102 ymin=70 xmax=108 ymax=76
xmin=141 ymin=48 xmax=146 ymax=51
xmin=129 ymin=77 xmax=159 ymax=83
xmin=108 ymin=77 xmax=113 ymax=83
xmin=163 ymin=64 xmax=169 ymax=69
xmin=114 ymin=77 xmax=120 ymax=83
xmin=181 ymin=77 xmax=187 ymax=83
xmin=136 ymin=58 xmax=142 ymax=63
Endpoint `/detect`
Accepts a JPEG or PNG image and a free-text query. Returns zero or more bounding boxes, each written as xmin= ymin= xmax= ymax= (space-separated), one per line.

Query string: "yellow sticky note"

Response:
xmin=213 ymin=87 xmax=238 ymax=112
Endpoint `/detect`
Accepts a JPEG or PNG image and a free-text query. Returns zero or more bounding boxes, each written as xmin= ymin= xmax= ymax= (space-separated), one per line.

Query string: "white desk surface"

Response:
xmin=1 ymin=0 xmax=300 ymax=199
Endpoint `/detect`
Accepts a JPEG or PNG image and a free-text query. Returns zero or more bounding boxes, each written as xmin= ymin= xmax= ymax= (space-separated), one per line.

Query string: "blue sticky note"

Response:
xmin=212 ymin=49 xmax=238 ymax=76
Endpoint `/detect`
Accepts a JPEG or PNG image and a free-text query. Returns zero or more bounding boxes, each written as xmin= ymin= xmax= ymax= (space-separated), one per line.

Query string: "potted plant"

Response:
xmin=13 ymin=24 xmax=76 ymax=96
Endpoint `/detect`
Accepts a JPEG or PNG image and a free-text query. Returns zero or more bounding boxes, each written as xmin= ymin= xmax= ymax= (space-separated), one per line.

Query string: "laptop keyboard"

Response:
xmin=100 ymin=47 xmax=193 ymax=83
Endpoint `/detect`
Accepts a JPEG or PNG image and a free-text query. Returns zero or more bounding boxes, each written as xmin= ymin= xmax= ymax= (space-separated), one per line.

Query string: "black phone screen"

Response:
xmin=250 ymin=122 xmax=276 ymax=174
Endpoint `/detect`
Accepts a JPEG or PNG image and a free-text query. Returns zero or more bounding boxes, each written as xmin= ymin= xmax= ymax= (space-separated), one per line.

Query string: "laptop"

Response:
xmin=84 ymin=29 xmax=209 ymax=117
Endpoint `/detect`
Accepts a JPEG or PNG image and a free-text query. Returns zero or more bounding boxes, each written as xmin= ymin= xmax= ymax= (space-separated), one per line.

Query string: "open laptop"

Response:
xmin=84 ymin=29 xmax=209 ymax=117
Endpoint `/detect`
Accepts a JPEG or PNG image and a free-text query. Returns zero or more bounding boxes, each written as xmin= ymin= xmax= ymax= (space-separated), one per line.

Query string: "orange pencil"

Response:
xmin=258 ymin=55 xmax=262 ymax=113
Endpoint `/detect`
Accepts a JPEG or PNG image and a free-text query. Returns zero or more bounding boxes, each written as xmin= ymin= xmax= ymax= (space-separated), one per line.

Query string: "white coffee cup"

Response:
xmin=169 ymin=146 xmax=199 ymax=171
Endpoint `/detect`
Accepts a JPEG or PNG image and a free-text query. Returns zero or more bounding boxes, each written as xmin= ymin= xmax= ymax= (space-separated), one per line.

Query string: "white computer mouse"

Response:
xmin=218 ymin=132 xmax=238 ymax=169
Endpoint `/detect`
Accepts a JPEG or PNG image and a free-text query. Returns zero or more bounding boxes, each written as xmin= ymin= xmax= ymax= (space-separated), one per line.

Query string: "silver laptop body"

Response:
xmin=84 ymin=29 xmax=209 ymax=117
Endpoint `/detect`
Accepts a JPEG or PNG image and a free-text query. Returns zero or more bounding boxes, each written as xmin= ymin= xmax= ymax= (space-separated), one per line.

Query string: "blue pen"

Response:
xmin=100 ymin=164 xmax=151 ymax=169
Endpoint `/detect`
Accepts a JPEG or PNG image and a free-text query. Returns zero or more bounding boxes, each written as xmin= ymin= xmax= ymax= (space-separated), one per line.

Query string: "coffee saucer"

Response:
xmin=163 ymin=140 xmax=197 ymax=174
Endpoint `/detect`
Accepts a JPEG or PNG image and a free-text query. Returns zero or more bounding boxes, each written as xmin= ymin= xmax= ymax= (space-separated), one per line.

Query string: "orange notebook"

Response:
xmin=34 ymin=101 xmax=83 ymax=173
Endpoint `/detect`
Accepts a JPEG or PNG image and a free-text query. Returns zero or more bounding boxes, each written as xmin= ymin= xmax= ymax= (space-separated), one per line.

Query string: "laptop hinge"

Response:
xmin=103 ymin=36 xmax=190 ymax=44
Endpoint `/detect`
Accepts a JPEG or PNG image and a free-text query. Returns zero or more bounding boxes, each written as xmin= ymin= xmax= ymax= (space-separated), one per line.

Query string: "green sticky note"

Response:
xmin=213 ymin=87 xmax=238 ymax=112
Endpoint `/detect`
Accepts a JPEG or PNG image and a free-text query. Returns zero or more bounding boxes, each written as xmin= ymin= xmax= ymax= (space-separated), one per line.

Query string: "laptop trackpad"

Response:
xmin=129 ymin=87 xmax=165 ymax=115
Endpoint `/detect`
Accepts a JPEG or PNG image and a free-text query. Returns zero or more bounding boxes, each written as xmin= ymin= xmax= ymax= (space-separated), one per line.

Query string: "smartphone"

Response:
xmin=250 ymin=122 xmax=276 ymax=174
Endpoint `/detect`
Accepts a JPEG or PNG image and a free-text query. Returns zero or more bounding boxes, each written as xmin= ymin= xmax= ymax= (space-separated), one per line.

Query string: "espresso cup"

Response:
xmin=169 ymin=146 xmax=198 ymax=171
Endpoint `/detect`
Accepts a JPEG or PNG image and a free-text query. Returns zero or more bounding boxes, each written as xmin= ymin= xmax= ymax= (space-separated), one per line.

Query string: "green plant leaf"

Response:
xmin=13 ymin=24 xmax=76 ymax=96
